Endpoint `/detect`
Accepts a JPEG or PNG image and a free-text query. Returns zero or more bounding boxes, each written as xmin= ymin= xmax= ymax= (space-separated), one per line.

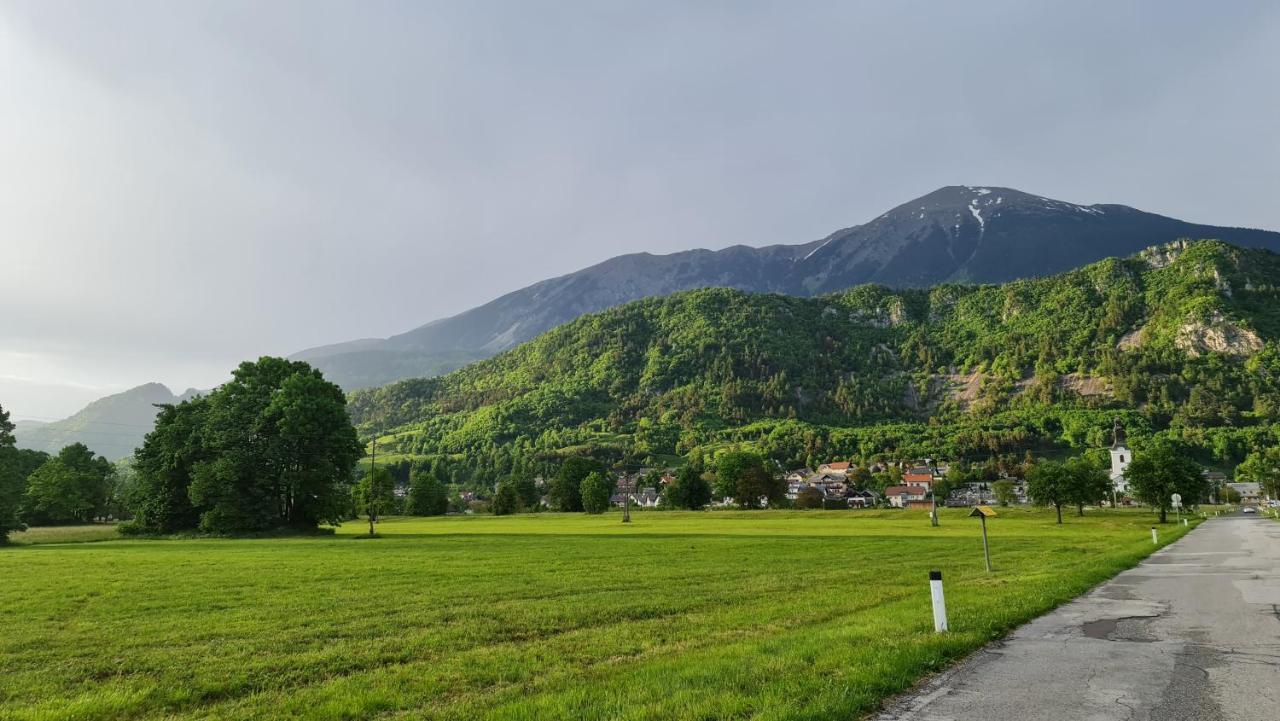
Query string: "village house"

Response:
xmin=1227 ymin=482 xmax=1262 ymax=504
xmin=611 ymin=486 xmax=663 ymax=508
xmin=846 ymin=489 xmax=880 ymax=508
xmin=901 ymin=469 xmax=933 ymax=490
xmin=785 ymin=468 xmax=814 ymax=483
xmin=785 ymin=464 xmax=877 ymax=508
xmin=884 ymin=485 xmax=931 ymax=509
xmin=816 ymin=461 xmax=852 ymax=478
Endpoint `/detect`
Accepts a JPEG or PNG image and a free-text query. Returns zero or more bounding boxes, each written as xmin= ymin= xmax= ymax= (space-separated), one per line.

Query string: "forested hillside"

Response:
xmin=348 ymin=240 xmax=1280 ymax=484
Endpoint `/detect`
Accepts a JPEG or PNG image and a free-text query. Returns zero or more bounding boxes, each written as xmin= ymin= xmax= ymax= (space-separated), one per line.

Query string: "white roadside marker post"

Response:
xmin=930 ymin=570 xmax=948 ymax=633
xmin=1183 ymin=518 xmax=1188 ymax=526
xmin=1151 ymin=527 xmax=1158 ymax=545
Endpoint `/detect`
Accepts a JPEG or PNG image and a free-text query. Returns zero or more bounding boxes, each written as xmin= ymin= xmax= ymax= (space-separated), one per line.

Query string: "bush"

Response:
xmin=794 ymin=487 xmax=823 ymax=509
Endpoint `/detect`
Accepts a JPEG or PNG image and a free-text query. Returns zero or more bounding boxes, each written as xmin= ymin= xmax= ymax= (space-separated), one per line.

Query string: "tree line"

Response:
xmin=1026 ymin=446 xmax=1211 ymax=523
xmin=2 ymin=404 xmax=123 ymax=541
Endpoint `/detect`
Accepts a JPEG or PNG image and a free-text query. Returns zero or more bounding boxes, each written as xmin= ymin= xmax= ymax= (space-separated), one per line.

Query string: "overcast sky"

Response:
xmin=2 ymin=0 xmax=1279 ymax=420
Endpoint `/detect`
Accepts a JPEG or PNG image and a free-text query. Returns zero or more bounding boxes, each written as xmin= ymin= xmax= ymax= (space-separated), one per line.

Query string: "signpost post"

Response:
xmin=969 ymin=505 xmax=996 ymax=572
xmin=1172 ymin=493 xmax=1182 ymax=525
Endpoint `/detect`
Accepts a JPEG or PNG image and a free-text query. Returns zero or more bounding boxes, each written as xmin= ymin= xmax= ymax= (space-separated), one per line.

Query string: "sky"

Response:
xmin=2 ymin=0 xmax=1279 ymax=421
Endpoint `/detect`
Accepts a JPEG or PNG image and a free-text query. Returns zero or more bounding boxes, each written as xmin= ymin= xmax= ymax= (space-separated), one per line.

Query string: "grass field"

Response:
xmin=0 ymin=509 xmax=1195 ymax=721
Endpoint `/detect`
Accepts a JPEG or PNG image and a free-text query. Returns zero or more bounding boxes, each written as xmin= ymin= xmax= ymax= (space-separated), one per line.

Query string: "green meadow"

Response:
xmin=0 ymin=509 xmax=1195 ymax=721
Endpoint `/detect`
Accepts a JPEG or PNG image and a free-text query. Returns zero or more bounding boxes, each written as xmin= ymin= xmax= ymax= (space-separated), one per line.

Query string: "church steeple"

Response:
xmin=1109 ymin=419 xmax=1131 ymax=496
xmin=1110 ymin=418 xmax=1128 ymax=449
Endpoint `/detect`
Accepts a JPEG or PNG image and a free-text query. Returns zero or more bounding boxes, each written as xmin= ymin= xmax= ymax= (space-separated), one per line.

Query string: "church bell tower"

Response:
xmin=1110 ymin=419 xmax=1131 ymax=495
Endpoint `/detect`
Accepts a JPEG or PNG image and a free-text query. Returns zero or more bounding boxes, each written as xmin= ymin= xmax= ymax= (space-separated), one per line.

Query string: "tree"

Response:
xmin=128 ymin=398 xmax=208 ymax=534
xmin=664 ymin=465 xmax=712 ymax=510
xmin=580 ymin=472 xmax=612 ymax=514
xmin=715 ymin=451 xmax=784 ymax=509
xmin=513 ymin=476 xmax=541 ymax=510
xmin=1026 ymin=459 xmax=1071 ymax=523
xmin=0 ymin=403 xmax=27 ymax=542
xmin=992 ymin=479 xmax=1017 ymax=507
xmin=1126 ymin=445 xmax=1206 ymax=523
xmin=263 ymin=372 xmax=365 ymax=527
xmin=406 ymin=470 xmax=448 ymax=516
xmin=357 ymin=466 xmax=397 ymax=533
xmin=549 ymin=457 xmax=601 ymax=512
xmin=132 ymin=358 xmax=362 ymax=534
xmin=795 ymin=486 xmax=824 ymax=509
xmin=849 ymin=465 xmax=873 ymax=488
xmin=1236 ymin=447 xmax=1280 ymax=501
xmin=1064 ymin=455 xmax=1111 ymax=516
xmin=491 ymin=481 xmax=520 ymax=515
xmin=21 ymin=443 xmax=113 ymax=525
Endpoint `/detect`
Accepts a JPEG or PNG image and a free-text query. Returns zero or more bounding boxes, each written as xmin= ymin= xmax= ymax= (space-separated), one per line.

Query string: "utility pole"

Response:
xmin=624 ymin=468 xmax=639 ymax=522
xmin=368 ymin=437 xmax=377 ymax=536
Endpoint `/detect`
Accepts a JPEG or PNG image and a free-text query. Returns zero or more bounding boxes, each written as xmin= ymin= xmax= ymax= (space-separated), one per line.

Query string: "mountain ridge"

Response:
xmin=14 ymin=382 xmax=202 ymax=461
xmin=299 ymin=185 xmax=1280 ymax=390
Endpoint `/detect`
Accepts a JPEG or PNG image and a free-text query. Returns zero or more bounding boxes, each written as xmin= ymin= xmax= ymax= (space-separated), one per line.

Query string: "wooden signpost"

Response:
xmin=969 ymin=505 xmax=996 ymax=572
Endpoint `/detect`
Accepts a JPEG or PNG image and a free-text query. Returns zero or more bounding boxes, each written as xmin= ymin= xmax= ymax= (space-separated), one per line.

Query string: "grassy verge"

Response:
xmin=0 ymin=508 xmax=1196 ymax=721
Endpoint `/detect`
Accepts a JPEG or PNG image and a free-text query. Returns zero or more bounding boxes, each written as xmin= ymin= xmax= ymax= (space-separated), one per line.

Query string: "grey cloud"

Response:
xmin=1 ymin=0 xmax=1277 ymax=418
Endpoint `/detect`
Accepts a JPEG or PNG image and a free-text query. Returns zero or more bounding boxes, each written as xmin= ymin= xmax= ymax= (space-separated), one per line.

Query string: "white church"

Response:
xmin=1110 ymin=419 xmax=1131 ymax=496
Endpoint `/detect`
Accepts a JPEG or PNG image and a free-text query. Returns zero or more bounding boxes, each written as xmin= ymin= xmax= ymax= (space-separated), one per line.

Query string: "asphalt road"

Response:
xmin=874 ymin=513 xmax=1280 ymax=720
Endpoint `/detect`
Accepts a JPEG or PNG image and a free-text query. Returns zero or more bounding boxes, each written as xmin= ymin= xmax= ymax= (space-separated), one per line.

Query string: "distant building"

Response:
xmin=1227 ymin=482 xmax=1262 ymax=503
xmin=785 ymin=468 xmax=814 ymax=483
xmin=902 ymin=472 xmax=933 ymax=489
xmin=631 ymin=488 xmax=661 ymax=508
xmin=846 ymin=489 xmax=879 ymax=508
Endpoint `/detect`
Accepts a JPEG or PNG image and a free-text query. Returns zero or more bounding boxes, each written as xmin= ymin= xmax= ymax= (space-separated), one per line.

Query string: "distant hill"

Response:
xmin=14 ymin=383 xmax=201 ymax=461
xmin=300 ymin=186 xmax=1280 ymax=390
xmin=348 ymin=240 xmax=1280 ymax=479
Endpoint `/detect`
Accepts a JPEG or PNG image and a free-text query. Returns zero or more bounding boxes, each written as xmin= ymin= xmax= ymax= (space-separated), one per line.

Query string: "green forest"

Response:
xmin=346 ymin=240 xmax=1280 ymax=489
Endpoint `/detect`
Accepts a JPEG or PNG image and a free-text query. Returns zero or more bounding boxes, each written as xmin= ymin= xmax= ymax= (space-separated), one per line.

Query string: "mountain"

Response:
xmin=14 ymin=383 xmax=201 ymax=461
xmin=348 ymin=240 xmax=1280 ymax=482
xmin=301 ymin=186 xmax=1280 ymax=391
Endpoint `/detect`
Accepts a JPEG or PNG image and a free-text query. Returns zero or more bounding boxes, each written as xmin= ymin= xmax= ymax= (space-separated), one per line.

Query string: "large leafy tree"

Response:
xmin=580 ymin=471 xmax=612 ymax=514
xmin=1026 ymin=459 xmax=1071 ymax=524
xmin=1126 ymin=445 xmax=1206 ymax=523
xmin=513 ymin=476 xmax=540 ymax=509
xmin=490 ymin=480 xmax=520 ymax=515
xmin=549 ymin=457 xmax=601 ymax=512
xmin=131 ymin=357 xmax=362 ymax=534
xmin=22 ymin=443 xmax=114 ymax=525
xmin=0 ymin=403 xmax=27 ymax=542
xmin=1064 ymin=455 xmax=1112 ymax=516
xmin=406 ymin=470 xmax=448 ymax=516
xmin=1236 ymin=447 xmax=1280 ymax=500
xmin=715 ymin=451 xmax=784 ymax=509
xmin=129 ymin=398 xmax=208 ymax=533
xmin=664 ymin=465 xmax=712 ymax=510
